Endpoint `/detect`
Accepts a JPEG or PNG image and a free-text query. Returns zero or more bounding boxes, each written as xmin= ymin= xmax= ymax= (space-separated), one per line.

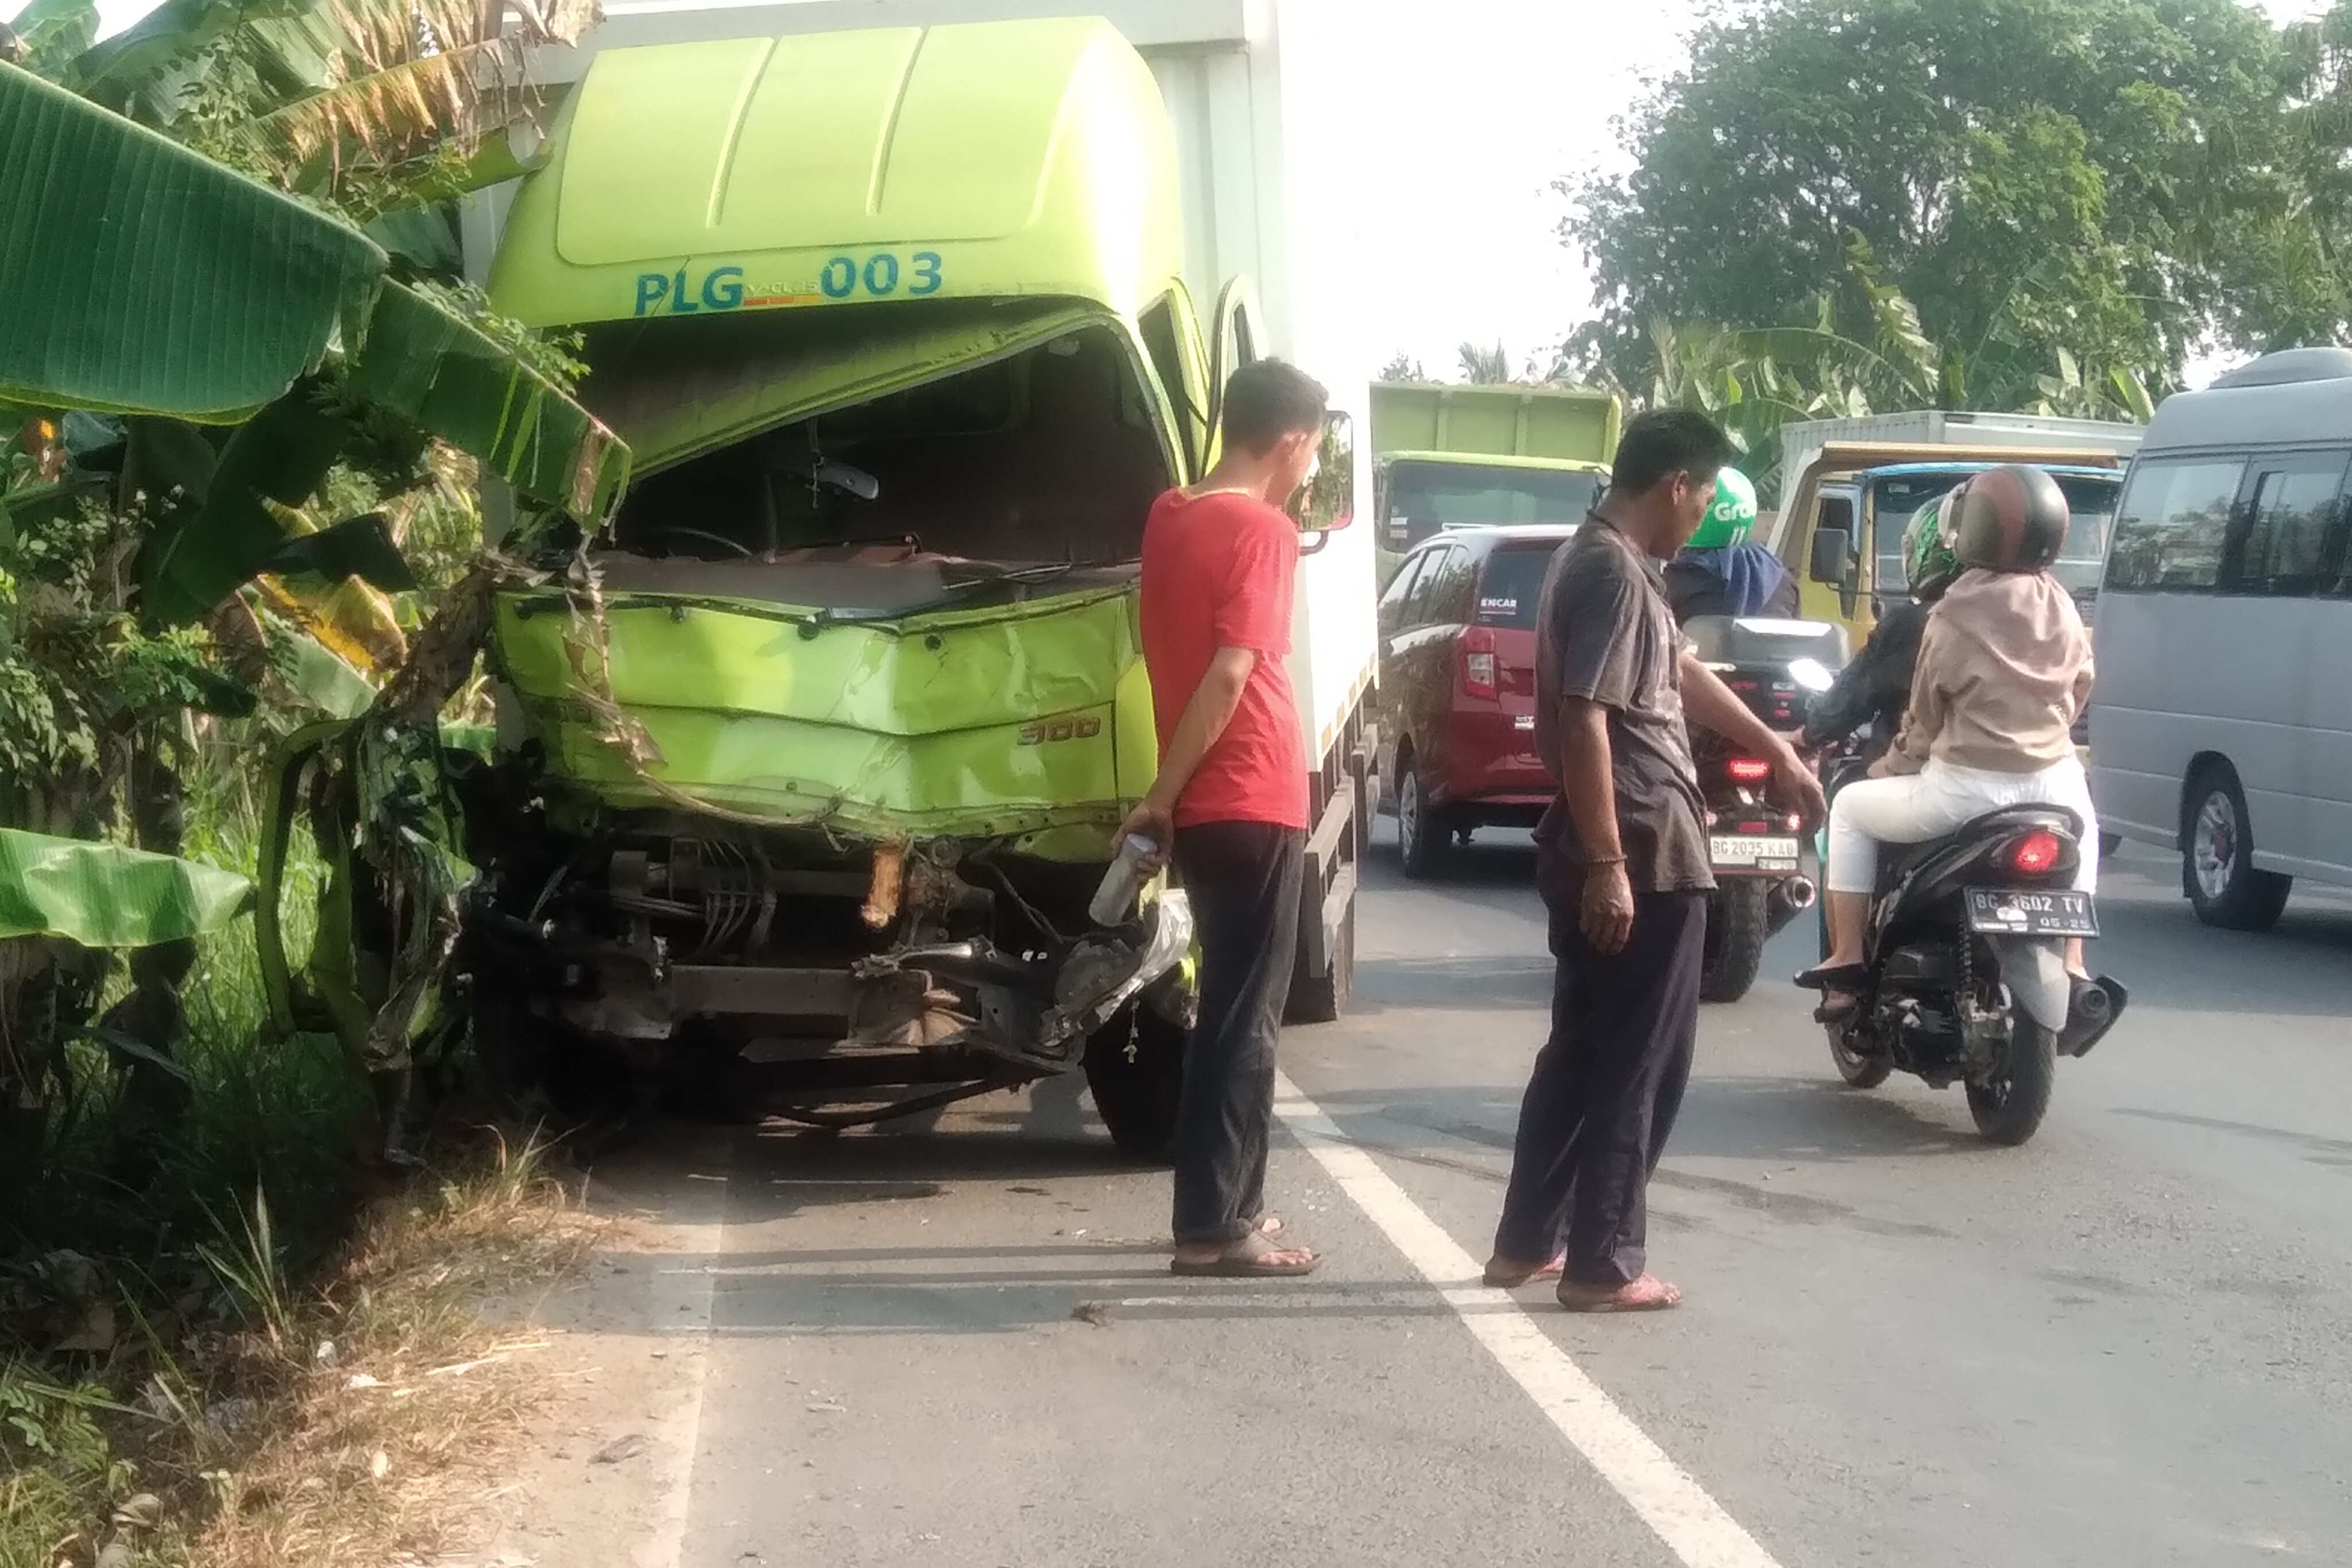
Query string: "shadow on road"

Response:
xmin=1352 ymin=954 xmax=1553 ymax=1013
xmin=1303 ymin=1070 xmax=1990 ymax=1178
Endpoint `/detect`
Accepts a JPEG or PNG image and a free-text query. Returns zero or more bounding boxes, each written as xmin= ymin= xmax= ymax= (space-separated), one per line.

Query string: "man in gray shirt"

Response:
xmin=1485 ymin=411 xmax=1825 ymax=1312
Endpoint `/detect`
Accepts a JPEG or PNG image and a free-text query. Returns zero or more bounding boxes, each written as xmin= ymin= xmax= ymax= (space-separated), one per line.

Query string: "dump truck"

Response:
xmin=459 ymin=5 xmax=1378 ymax=1155
xmin=1369 ymin=381 xmax=1622 ymax=582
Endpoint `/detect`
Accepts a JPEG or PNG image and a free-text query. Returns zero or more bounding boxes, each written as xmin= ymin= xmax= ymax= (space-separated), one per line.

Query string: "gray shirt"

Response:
xmin=1533 ymin=517 xmax=1713 ymax=894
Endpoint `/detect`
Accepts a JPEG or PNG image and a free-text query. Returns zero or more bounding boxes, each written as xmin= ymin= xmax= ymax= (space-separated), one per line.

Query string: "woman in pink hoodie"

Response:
xmin=1801 ymin=466 xmax=2098 ymax=1013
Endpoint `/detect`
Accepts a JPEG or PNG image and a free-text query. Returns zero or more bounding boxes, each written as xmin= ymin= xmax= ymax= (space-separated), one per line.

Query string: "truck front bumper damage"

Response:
xmin=485 ymin=889 xmax=1194 ymax=1075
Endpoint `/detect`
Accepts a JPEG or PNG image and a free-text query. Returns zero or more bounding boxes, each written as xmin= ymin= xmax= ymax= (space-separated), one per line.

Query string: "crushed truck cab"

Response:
xmin=470 ymin=13 xmax=1373 ymax=1153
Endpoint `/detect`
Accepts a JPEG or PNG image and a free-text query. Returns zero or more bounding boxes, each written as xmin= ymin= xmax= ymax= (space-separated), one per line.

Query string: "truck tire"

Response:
xmin=1967 ymin=1019 xmax=2056 ymax=1146
xmin=1082 ymin=1006 xmax=1186 ymax=1163
xmin=469 ymin=985 xmax=648 ymax=1148
xmin=2182 ymin=763 xmax=2291 ymax=931
xmin=1286 ymin=895 xmax=1353 ymax=1024
xmin=1698 ymin=881 xmax=1770 ymax=1003
xmin=1395 ymin=758 xmax=1449 ymax=880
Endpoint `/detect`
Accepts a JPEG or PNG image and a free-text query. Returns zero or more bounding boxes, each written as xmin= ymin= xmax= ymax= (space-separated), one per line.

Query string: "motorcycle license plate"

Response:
xmin=1710 ymin=834 xmax=1800 ymax=872
xmin=1963 ymin=887 xmax=2099 ymax=937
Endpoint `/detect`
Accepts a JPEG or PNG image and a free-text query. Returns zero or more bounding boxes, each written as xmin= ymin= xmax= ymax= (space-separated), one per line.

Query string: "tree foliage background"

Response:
xmin=1565 ymin=0 xmax=2352 ymax=417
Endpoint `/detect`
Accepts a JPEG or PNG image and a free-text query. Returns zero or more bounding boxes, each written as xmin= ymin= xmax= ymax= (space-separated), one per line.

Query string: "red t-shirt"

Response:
xmin=1138 ymin=488 xmax=1310 ymax=830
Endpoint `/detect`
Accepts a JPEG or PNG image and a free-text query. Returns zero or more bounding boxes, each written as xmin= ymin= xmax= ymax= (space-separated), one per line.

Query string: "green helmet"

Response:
xmin=1688 ymin=467 xmax=1758 ymax=549
xmin=1902 ymin=494 xmax=1964 ymax=595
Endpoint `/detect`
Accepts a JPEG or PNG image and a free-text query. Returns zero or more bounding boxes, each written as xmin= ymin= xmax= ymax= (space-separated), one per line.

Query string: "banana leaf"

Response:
xmin=140 ymin=386 xmax=346 ymax=624
xmin=277 ymin=626 xmax=378 ymax=719
xmin=0 ymin=828 xmax=253 ymax=945
xmin=0 ymin=60 xmax=384 ymax=422
xmin=1 ymin=64 xmax=629 ymax=526
xmin=346 ymin=280 xmax=630 ymax=523
xmin=9 ymin=0 xmax=98 ymax=79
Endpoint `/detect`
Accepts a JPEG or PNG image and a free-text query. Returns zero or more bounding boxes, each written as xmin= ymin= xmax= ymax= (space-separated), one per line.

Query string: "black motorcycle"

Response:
xmin=1815 ymin=746 xmax=2128 ymax=1145
xmin=1682 ymin=616 xmax=1845 ymax=1002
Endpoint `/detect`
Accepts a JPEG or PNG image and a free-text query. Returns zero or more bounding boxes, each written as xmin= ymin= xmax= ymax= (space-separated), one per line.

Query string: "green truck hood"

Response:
xmin=493 ymin=558 xmax=1159 ymax=852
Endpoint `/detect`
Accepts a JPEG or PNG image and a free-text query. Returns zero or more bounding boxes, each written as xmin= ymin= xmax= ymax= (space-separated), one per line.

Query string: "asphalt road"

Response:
xmin=559 ymin=828 xmax=2352 ymax=1568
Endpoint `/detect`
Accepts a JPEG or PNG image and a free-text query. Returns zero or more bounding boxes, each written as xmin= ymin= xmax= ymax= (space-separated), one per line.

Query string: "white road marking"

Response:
xmin=634 ymin=1167 xmax=727 ymax=1568
xmin=1274 ymin=1070 xmax=1787 ymax=1568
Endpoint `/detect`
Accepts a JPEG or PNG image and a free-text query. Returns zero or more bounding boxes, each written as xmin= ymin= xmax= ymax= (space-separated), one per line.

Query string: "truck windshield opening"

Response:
xmin=1385 ymin=461 xmax=1600 ymax=550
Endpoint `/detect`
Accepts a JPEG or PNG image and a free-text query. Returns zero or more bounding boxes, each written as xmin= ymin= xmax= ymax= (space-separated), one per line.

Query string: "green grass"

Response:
xmin=1 ymin=731 xmax=589 ymax=1568
xmin=0 ymin=818 xmax=357 ymax=1568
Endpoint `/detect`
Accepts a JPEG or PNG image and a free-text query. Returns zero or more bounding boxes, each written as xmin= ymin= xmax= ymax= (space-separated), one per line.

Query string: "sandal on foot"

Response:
xmin=1794 ymin=963 xmax=1867 ymax=992
xmin=1557 ymin=1273 xmax=1682 ymax=1313
xmin=1482 ymin=1252 xmax=1567 ymax=1288
xmin=1813 ymin=991 xmax=1861 ymax=1023
xmin=1171 ymin=1228 xmax=1320 ymax=1278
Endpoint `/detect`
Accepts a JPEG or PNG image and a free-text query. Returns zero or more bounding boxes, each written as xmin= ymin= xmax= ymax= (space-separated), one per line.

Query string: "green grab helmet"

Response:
xmin=1689 ymin=467 xmax=1758 ymax=549
xmin=1902 ymin=494 xmax=1965 ymax=596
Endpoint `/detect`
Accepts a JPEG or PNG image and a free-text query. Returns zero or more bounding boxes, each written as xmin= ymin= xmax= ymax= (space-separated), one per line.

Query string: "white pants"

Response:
xmin=1824 ymin=757 xmax=2099 ymax=896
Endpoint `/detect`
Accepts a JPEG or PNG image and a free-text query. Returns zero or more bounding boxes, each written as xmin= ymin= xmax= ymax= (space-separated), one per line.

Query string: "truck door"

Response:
xmin=1207 ymin=277 xmax=1267 ymax=458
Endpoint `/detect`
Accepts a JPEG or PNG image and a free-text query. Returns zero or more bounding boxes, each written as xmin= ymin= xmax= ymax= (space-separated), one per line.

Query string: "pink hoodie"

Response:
xmin=1885 ymin=568 xmax=2094 ymax=776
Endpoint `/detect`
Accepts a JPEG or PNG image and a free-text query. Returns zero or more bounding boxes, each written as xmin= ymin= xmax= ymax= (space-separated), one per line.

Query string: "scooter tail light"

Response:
xmin=1461 ymin=626 xmax=1499 ymax=699
xmin=1727 ymin=756 xmax=1771 ymax=783
xmin=2009 ymin=828 xmax=2064 ymax=876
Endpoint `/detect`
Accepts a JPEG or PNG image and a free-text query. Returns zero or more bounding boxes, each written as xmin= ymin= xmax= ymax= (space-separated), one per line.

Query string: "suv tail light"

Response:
xmin=1726 ymin=757 xmax=1771 ymax=783
xmin=1461 ymin=626 xmax=1498 ymax=700
xmin=2008 ymin=828 xmax=2063 ymax=876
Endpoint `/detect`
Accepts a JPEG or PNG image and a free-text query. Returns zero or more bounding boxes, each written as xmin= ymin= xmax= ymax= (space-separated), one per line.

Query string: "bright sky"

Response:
xmin=28 ymin=0 xmax=2331 ymax=389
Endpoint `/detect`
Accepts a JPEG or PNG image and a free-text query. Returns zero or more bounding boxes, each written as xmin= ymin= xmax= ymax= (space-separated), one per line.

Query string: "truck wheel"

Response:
xmin=470 ymin=985 xmax=638 ymax=1139
xmin=1967 ymin=1019 xmax=2056 ymax=1146
xmin=1286 ymin=894 xmax=1353 ymax=1024
xmin=1082 ymin=1006 xmax=1186 ymax=1163
xmin=1395 ymin=761 xmax=1449 ymax=880
xmin=2182 ymin=763 xmax=2291 ymax=931
xmin=1698 ymin=881 xmax=1770 ymax=1003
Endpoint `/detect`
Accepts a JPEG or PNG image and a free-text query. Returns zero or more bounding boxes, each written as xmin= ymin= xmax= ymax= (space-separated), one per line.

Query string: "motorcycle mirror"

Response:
xmin=1788 ymin=657 xmax=1835 ymax=693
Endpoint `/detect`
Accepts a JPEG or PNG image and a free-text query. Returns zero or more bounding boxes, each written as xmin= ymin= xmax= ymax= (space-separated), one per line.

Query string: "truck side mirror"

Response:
xmin=1290 ymin=409 xmax=1356 ymax=555
xmin=1810 ymin=525 xmax=1854 ymax=586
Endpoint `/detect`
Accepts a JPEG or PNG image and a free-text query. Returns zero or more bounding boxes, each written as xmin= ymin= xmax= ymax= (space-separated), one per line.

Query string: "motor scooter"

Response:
xmin=1812 ymin=741 xmax=2128 ymax=1144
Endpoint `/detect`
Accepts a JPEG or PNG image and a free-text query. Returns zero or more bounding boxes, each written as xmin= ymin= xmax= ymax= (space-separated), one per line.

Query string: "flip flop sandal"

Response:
xmin=1794 ymin=963 xmax=1869 ymax=992
xmin=1813 ymin=992 xmax=1861 ymax=1023
xmin=1481 ymin=1252 xmax=1567 ymax=1287
xmin=1557 ymin=1274 xmax=1682 ymax=1313
xmin=1171 ymin=1228 xmax=1320 ymax=1278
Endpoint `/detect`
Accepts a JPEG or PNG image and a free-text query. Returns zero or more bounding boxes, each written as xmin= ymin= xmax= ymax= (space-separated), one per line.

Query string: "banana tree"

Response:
xmin=0 ymin=60 xmax=629 ymax=1140
xmin=8 ymin=0 xmax=596 ymax=264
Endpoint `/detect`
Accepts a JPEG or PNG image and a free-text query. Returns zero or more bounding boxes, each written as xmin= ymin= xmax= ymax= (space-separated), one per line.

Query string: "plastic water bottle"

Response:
xmin=1089 ymin=834 xmax=1160 ymax=926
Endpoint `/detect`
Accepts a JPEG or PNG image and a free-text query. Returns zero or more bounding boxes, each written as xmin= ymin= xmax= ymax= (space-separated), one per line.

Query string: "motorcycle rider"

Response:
xmin=1793 ymin=493 xmax=1962 ymax=764
xmin=1797 ymin=464 xmax=2099 ymax=1015
xmin=1662 ymin=468 xmax=1800 ymax=622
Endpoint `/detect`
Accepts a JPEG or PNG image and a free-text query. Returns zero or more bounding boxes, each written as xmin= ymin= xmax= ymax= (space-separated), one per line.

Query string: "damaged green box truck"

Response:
xmin=459 ymin=10 xmax=1378 ymax=1155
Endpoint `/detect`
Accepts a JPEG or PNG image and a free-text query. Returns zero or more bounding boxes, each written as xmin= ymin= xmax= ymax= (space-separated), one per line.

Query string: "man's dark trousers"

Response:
xmin=1170 ymin=820 xmax=1304 ymax=1245
xmin=1493 ymin=887 xmax=1707 ymax=1284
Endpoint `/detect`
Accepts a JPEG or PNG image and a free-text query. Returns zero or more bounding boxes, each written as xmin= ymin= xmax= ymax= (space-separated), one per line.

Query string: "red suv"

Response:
xmin=1375 ymin=525 xmax=1570 ymax=877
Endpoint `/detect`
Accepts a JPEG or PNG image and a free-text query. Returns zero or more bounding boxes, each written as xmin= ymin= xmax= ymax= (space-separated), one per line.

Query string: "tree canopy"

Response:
xmin=1566 ymin=0 xmax=2344 ymax=408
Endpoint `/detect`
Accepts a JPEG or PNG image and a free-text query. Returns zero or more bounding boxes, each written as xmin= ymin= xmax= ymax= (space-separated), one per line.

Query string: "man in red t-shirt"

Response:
xmin=1127 ymin=358 xmax=1327 ymax=1277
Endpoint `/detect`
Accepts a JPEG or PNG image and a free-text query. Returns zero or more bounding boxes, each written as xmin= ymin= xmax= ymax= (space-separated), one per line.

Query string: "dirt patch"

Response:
xmin=427 ymin=1160 xmax=728 ymax=1568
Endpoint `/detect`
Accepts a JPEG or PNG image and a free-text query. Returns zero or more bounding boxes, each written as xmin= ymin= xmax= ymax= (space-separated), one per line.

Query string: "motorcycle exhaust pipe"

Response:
xmin=1764 ymin=874 xmax=1818 ymax=939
